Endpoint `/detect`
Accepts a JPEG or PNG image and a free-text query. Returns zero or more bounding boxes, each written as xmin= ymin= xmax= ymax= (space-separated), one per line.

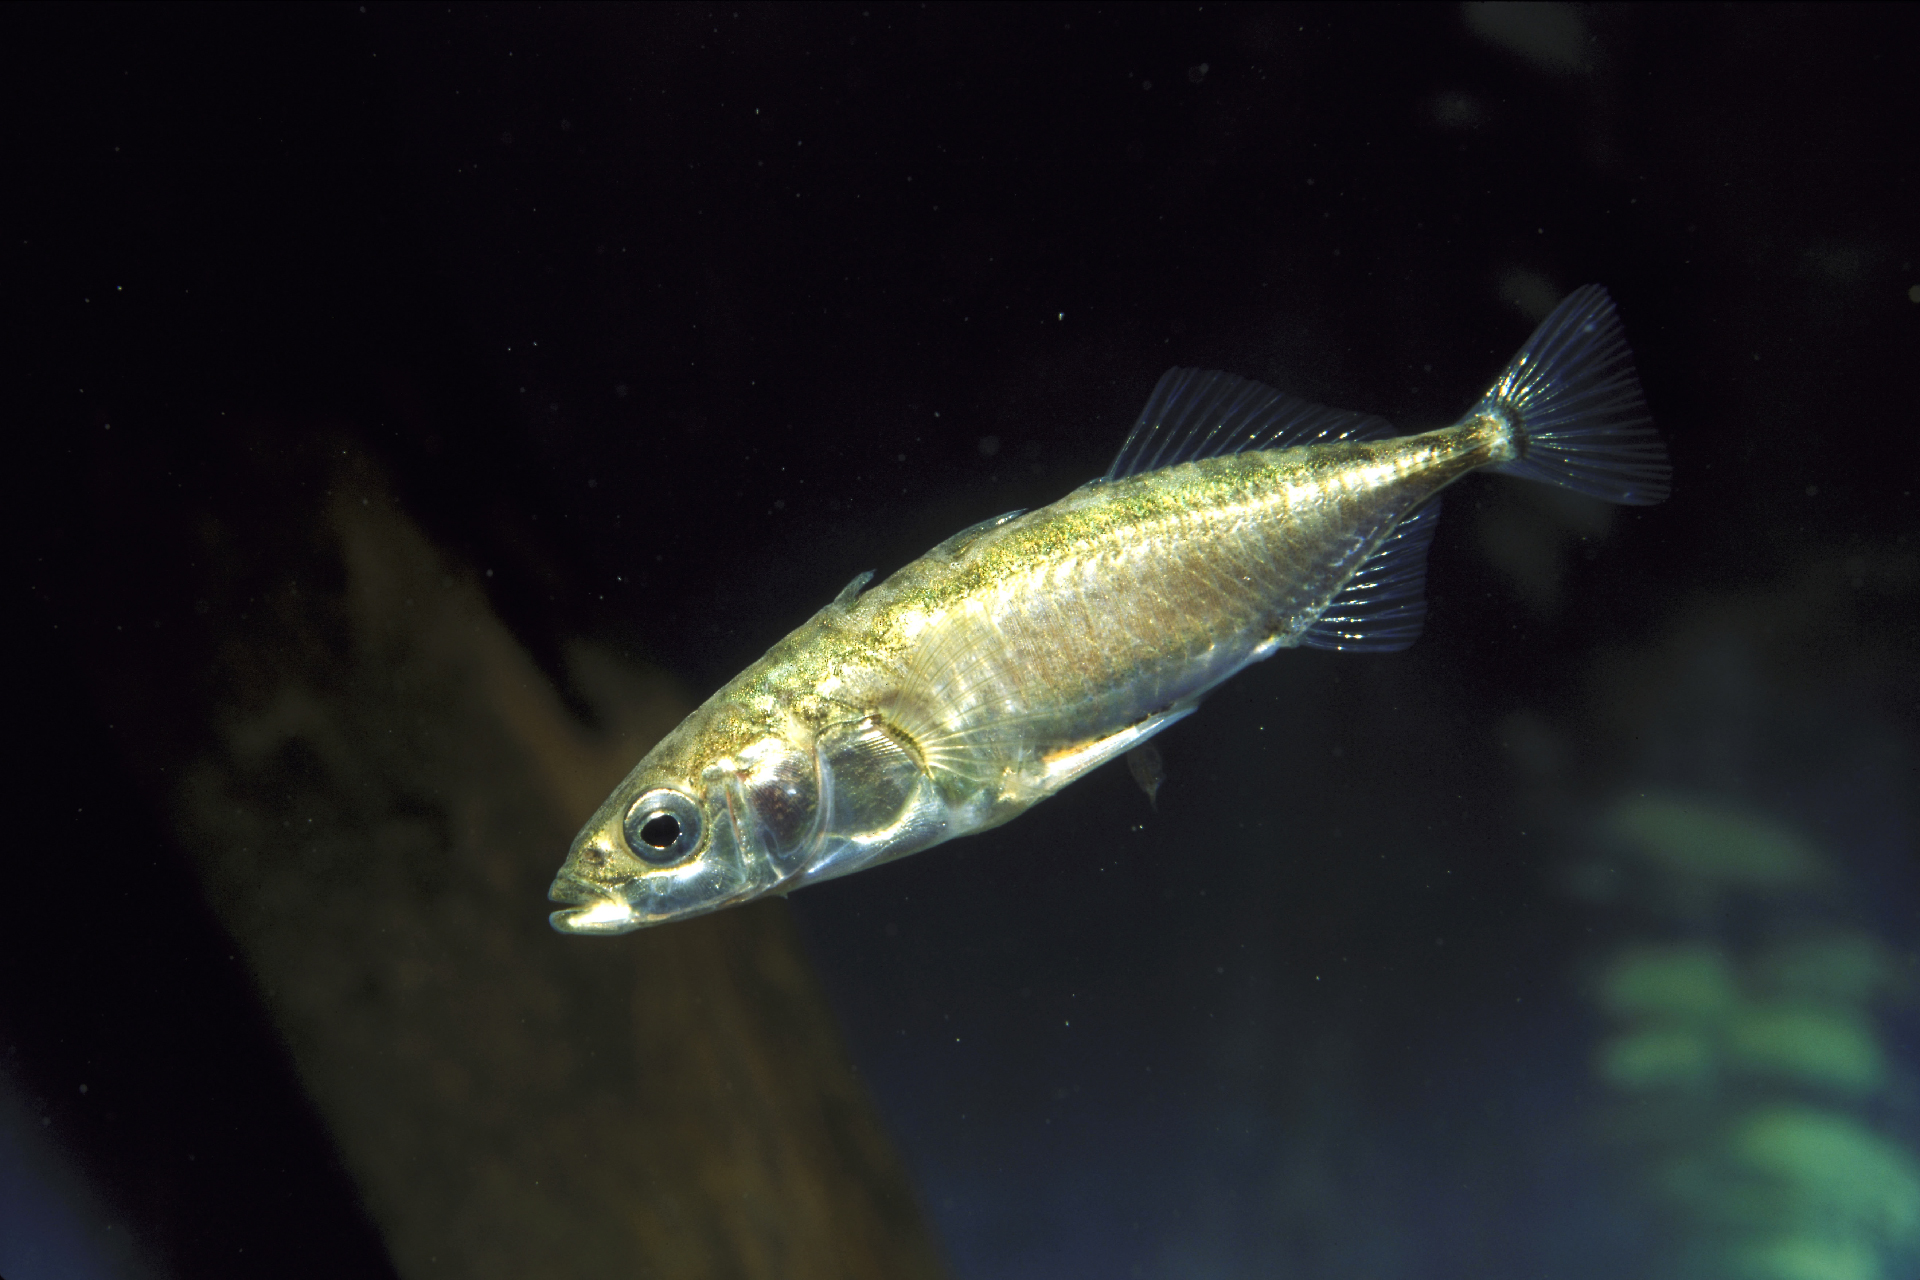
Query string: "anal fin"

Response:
xmin=1300 ymin=500 xmax=1441 ymax=653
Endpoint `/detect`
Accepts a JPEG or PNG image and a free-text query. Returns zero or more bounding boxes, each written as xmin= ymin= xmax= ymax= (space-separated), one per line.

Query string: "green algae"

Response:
xmin=1589 ymin=792 xmax=1918 ymax=1280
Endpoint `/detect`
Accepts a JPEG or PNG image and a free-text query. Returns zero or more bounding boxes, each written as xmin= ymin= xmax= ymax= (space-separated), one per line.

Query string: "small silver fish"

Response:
xmin=550 ymin=286 xmax=1667 ymax=933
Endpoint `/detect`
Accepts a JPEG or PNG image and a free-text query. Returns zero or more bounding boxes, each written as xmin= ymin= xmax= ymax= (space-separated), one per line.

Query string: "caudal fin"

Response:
xmin=1481 ymin=285 xmax=1670 ymax=505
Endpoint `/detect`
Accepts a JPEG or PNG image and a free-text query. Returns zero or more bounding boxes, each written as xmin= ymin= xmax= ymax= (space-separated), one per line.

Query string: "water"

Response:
xmin=10 ymin=5 xmax=1916 ymax=1277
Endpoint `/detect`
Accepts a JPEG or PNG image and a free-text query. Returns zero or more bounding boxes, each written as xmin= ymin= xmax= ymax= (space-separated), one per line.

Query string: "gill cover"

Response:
xmin=728 ymin=737 xmax=823 ymax=873
xmin=780 ymin=714 xmax=953 ymax=889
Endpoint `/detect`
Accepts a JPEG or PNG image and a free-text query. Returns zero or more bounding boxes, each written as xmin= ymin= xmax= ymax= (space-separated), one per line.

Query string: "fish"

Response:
xmin=549 ymin=285 xmax=1668 ymax=934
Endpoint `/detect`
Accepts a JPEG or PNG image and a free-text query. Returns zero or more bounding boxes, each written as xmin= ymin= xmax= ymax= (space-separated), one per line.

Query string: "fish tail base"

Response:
xmin=1479 ymin=285 xmax=1671 ymax=506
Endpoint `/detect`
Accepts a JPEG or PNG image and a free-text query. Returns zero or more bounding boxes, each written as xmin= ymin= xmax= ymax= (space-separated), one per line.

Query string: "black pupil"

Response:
xmin=639 ymin=812 xmax=681 ymax=849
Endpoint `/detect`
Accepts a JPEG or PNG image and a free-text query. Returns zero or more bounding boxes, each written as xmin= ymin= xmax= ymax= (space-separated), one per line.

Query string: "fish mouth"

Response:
xmin=547 ymin=874 xmax=643 ymax=935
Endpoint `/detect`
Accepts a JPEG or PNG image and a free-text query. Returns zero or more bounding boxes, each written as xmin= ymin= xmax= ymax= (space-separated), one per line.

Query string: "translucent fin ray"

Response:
xmin=866 ymin=605 xmax=1056 ymax=783
xmin=1481 ymin=285 xmax=1670 ymax=505
xmin=1300 ymin=501 xmax=1441 ymax=653
xmin=1106 ymin=368 xmax=1394 ymax=481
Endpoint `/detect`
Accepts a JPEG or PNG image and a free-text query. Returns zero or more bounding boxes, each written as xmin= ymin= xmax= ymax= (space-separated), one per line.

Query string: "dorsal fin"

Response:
xmin=833 ymin=570 xmax=875 ymax=607
xmin=1299 ymin=500 xmax=1442 ymax=653
xmin=929 ymin=509 xmax=1027 ymax=560
xmin=1105 ymin=368 xmax=1395 ymax=481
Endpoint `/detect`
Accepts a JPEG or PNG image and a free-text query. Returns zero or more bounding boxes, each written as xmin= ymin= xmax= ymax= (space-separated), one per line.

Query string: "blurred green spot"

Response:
xmin=1599 ymin=1027 xmax=1713 ymax=1090
xmin=1733 ymin=1107 xmax=1920 ymax=1242
xmin=1610 ymin=795 xmax=1825 ymax=887
xmin=1735 ymin=1235 xmax=1882 ymax=1280
xmin=1603 ymin=944 xmax=1739 ymax=1019
xmin=1730 ymin=1008 xmax=1885 ymax=1095
xmin=1756 ymin=936 xmax=1891 ymax=1005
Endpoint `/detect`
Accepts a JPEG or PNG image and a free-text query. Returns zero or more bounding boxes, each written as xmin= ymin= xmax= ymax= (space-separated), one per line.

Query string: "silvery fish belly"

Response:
xmin=549 ymin=286 xmax=1669 ymax=934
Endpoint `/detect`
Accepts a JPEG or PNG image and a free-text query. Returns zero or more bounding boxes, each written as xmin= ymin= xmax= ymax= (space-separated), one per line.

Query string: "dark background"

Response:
xmin=6 ymin=4 xmax=1916 ymax=1278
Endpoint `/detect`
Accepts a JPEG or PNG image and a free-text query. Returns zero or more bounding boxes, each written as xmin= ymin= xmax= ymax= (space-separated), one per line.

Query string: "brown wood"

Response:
xmin=92 ymin=437 xmax=947 ymax=1280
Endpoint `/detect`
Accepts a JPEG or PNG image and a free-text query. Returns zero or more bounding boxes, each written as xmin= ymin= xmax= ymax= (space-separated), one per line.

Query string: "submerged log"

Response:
xmin=102 ymin=439 xmax=946 ymax=1279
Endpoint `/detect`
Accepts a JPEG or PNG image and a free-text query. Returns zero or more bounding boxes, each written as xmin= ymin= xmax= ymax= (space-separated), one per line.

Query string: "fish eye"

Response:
xmin=622 ymin=789 xmax=703 ymax=865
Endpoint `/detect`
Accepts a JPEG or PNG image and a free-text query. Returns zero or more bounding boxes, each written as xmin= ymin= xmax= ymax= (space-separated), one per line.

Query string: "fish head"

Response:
xmin=547 ymin=700 xmax=824 ymax=934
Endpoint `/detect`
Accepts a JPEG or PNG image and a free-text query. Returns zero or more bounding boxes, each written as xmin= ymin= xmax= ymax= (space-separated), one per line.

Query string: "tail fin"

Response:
xmin=1481 ymin=285 xmax=1670 ymax=505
